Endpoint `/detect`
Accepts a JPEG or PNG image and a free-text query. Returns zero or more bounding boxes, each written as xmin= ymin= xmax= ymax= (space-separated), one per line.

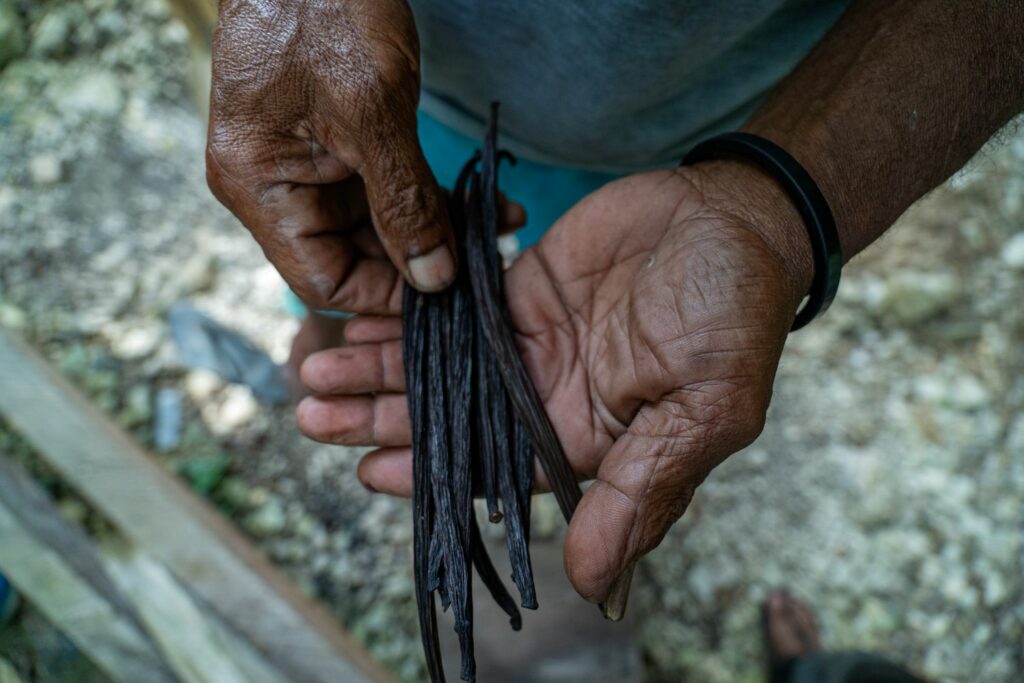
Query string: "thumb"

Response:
xmin=360 ymin=128 xmax=456 ymax=292
xmin=563 ymin=393 xmax=761 ymax=603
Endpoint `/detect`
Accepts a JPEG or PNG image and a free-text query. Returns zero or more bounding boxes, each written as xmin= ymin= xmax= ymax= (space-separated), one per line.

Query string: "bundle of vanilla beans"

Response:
xmin=402 ymin=104 xmax=587 ymax=682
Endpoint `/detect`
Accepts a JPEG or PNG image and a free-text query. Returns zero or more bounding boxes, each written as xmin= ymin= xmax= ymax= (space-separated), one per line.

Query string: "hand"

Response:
xmin=296 ymin=162 xmax=812 ymax=602
xmin=206 ymin=0 xmax=454 ymax=313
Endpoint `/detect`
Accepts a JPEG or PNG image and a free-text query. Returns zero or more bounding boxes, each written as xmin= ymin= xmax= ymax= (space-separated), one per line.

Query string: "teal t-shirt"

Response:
xmin=294 ymin=2 xmax=851 ymax=317
xmin=411 ymin=0 xmax=849 ymax=173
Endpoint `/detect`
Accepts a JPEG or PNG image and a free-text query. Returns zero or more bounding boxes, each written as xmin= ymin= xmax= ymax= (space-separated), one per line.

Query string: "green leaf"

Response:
xmin=175 ymin=454 xmax=230 ymax=496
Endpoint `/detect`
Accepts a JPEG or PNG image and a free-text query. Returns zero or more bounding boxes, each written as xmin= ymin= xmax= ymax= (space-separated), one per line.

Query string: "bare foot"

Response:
xmin=762 ymin=590 xmax=821 ymax=662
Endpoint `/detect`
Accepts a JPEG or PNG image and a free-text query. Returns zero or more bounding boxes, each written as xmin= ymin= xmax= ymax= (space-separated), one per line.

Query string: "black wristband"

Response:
xmin=680 ymin=132 xmax=842 ymax=331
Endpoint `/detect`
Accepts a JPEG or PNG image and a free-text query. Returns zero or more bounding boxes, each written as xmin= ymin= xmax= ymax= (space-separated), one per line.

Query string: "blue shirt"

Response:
xmin=410 ymin=0 xmax=850 ymax=173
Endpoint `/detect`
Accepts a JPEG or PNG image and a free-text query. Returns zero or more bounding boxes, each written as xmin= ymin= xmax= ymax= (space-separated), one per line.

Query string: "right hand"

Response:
xmin=206 ymin=0 xmax=455 ymax=313
xmin=295 ymin=164 xmax=807 ymax=603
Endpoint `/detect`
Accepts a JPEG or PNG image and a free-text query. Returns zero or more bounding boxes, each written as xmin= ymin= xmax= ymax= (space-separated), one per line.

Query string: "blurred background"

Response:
xmin=0 ymin=1 xmax=1022 ymax=682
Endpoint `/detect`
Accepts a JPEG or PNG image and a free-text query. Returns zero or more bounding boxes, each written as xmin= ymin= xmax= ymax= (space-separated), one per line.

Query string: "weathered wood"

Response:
xmin=167 ymin=0 xmax=216 ymax=118
xmin=150 ymin=581 xmax=285 ymax=683
xmin=0 ymin=657 xmax=26 ymax=683
xmin=105 ymin=552 xmax=278 ymax=683
xmin=0 ymin=455 xmax=146 ymax=637
xmin=0 ymin=452 xmax=284 ymax=683
xmin=167 ymin=0 xmax=217 ymax=41
xmin=0 ymin=456 xmax=177 ymax=683
xmin=0 ymin=327 xmax=396 ymax=683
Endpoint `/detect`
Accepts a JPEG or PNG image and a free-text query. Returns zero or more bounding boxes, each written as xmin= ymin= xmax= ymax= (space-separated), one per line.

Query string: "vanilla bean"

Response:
xmin=469 ymin=515 xmax=523 ymax=631
xmin=403 ymin=103 xmax=594 ymax=683
xmin=447 ymin=249 xmax=474 ymax=546
xmin=464 ymin=131 xmax=581 ymax=522
xmin=404 ymin=287 xmax=445 ymax=682
xmin=474 ymin=315 xmax=503 ymax=524
xmin=513 ymin=419 xmax=533 ymax=545
xmin=427 ymin=528 xmax=443 ymax=594
xmin=496 ymin=401 xmax=536 ymax=609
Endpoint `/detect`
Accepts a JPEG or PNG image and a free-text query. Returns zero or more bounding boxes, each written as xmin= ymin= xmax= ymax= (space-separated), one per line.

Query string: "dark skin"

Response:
xmin=763 ymin=591 xmax=821 ymax=662
xmin=207 ymin=0 xmax=457 ymax=306
xmin=209 ymin=1 xmax=1024 ymax=603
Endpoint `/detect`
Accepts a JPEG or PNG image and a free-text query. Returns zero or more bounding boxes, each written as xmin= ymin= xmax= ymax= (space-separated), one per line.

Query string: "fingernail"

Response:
xmin=357 ymin=472 xmax=379 ymax=494
xmin=407 ymin=245 xmax=455 ymax=292
xmin=600 ymin=560 xmax=637 ymax=622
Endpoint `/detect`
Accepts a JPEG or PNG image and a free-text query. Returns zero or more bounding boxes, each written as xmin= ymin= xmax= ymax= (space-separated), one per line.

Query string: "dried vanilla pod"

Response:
xmin=402 ymin=103 xmax=596 ymax=682
xmin=403 ymin=286 xmax=445 ymax=682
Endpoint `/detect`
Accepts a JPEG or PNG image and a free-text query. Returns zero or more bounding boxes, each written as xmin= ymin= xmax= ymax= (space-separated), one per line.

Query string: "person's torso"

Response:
xmin=409 ymin=0 xmax=850 ymax=172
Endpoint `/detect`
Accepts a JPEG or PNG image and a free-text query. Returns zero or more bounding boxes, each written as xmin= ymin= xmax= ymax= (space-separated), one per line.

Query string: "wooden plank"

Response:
xmin=0 ymin=456 xmax=177 ymax=683
xmin=166 ymin=0 xmax=215 ymax=118
xmin=142 ymin=574 xmax=285 ymax=683
xmin=0 ymin=453 xmax=284 ymax=683
xmin=0 ymin=327 xmax=396 ymax=683
xmin=0 ymin=455 xmax=146 ymax=636
xmin=0 ymin=657 xmax=26 ymax=683
xmin=105 ymin=552 xmax=278 ymax=683
xmin=167 ymin=0 xmax=217 ymax=41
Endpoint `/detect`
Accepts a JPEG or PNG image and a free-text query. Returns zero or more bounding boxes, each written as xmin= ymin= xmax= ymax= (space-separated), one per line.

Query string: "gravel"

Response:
xmin=1 ymin=2 xmax=1021 ymax=682
xmin=636 ymin=125 xmax=1024 ymax=682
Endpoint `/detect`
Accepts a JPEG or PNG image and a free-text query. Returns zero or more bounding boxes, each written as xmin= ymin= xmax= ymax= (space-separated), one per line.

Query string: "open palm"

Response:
xmin=297 ymin=166 xmax=802 ymax=601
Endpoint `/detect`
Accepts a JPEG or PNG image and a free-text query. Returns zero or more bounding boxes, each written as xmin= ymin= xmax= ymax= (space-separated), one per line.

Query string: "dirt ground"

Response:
xmin=1 ymin=1 xmax=1022 ymax=682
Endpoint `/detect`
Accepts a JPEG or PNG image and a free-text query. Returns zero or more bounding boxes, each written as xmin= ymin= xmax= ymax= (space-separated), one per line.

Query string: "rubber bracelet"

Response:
xmin=680 ymin=132 xmax=842 ymax=331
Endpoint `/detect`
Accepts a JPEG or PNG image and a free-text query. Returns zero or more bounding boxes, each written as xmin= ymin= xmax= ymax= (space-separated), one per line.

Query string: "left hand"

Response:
xmin=296 ymin=162 xmax=810 ymax=602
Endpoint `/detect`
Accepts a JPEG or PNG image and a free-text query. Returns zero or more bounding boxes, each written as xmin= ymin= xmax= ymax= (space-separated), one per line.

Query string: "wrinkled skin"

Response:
xmin=297 ymin=162 xmax=810 ymax=602
xmin=206 ymin=0 xmax=457 ymax=310
xmin=207 ymin=0 xmax=1024 ymax=607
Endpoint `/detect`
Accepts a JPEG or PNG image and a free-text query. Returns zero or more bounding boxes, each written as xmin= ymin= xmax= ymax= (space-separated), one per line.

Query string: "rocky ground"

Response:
xmin=636 ymin=134 xmax=1024 ymax=681
xmin=1 ymin=1 xmax=1022 ymax=682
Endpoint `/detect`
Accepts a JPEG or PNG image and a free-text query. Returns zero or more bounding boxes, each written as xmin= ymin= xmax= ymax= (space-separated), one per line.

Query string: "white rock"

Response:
xmin=915 ymin=372 xmax=990 ymax=411
xmin=842 ymin=275 xmax=888 ymax=310
xmin=218 ymin=477 xmax=256 ymax=509
xmin=1002 ymin=179 xmax=1024 ymax=216
xmin=913 ymin=375 xmax=946 ymax=403
xmin=293 ymin=514 xmax=317 ymax=539
xmin=923 ymin=640 xmax=968 ymax=679
xmin=29 ymin=9 xmax=71 ymax=58
xmin=207 ymin=385 xmax=258 ymax=434
xmin=940 ymin=568 xmax=973 ymax=603
xmin=925 ymin=612 xmax=953 ymax=641
xmin=852 ymin=598 xmax=897 ymax=634
xmin=0 ymin=302 xmax=27 ymax=330
xmin=1006 ymin=416 xmax=1024 ymax=453
xmin=109 ymin=323 xmax=162 ymax=359
xmin=947 ymin=374 xmax=990 ymax=411
xmin=160 ymin=19 xmax=190 ymax=46
xmin=881 ymin=272 xmax=958 ymax=325
xmin=744 ymin=448 xmax=768 ymax=467
xmin=91 ymin=241 xmax=132 ymax=271
xmin=1000 ymin=232 xmax=1024 ymax=269
xmin=124 ymin=384 xmax=152 ymax=423
xmin=61 ymin=71 xmax=124 ymax=118
xmin=243 ymin=496 xmax=286 ymax=537
xmin=267 ymin=538 xmax=308 ymax=563
xmin=247 ymin=486 xmax=270 ymax=507
xmin=185 ymin=368 xmax=222 ymax=402
xmin=95 ymin=9 xmax=127 ymax=38
xmin=983 ymin=571 xmax=1009 ymax=607
xmin=28 ymin=154 xmax=63 ymax=185
xmin=0 ymin=186 xmax=15 ymax=213
xmin=169 ymin=250 xmax=217 ymax=299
